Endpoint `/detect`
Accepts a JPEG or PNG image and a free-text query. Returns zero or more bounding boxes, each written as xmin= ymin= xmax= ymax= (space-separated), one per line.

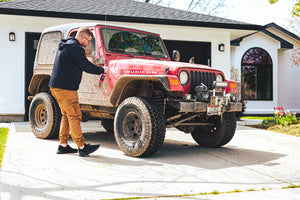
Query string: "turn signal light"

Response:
xmin=169 ymin=78 xmax=180 ymax=86
xmin=229 ymin=82 xmax=237 ymax=89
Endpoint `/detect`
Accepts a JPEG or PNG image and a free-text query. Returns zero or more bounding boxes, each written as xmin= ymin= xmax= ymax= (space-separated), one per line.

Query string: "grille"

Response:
xmin=190 ymin=71 xmax=216 ymax=94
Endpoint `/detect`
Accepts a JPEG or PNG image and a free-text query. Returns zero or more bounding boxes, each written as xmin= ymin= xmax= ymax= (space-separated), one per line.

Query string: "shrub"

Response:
xmin=271 ymin=107 xmax=298 ymax=126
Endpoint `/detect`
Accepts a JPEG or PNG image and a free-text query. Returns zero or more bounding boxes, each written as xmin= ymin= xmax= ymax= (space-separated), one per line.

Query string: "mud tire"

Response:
xmin=29 ymin=92 xmax=61 ymax=139
xmin=191 ymin=112 xmax=236 ymax=147
xmin=114 ymin=97 xmax=165 ymax=157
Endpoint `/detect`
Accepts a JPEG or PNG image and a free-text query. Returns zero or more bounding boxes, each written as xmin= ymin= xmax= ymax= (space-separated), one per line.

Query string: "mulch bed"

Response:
xmin=249 ymin=123 xmax=300 ymax=137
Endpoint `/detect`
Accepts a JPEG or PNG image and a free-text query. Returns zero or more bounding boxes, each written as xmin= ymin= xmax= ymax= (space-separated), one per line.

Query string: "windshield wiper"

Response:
xmin=109 ymin=48 xmax=136 ymax=58
xmin=137 ymin=52 xmax=161 ymax=60
xmin=109 ymin=48 xmax=125 ymax=52
xmin=126 ymin=52 xmax=136 ymax=58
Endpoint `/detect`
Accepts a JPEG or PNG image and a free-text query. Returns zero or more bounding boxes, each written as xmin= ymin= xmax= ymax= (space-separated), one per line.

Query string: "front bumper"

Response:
xmin=179 ymin=102 xmax=242 ymax=113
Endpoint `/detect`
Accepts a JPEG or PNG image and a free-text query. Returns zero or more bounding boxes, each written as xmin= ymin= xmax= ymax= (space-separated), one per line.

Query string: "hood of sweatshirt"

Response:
xmin=58 ymin=37 xmax=80 ymax=50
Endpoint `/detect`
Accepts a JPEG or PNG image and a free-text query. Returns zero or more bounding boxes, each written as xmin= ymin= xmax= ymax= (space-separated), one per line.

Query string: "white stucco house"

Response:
xmin=0 ymin=0 xmax=299 ymax=121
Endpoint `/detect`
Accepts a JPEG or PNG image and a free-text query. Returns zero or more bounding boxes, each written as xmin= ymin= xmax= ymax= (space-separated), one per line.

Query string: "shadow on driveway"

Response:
xmin=78 ymin=130 xmax=285 ymax=170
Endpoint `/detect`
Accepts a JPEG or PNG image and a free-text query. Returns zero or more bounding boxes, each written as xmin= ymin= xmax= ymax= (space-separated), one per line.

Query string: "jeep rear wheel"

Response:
xmin=191 ymin=112 xmax=236 ymax=147
xmin=29 ymin=92 xmax=61 ymax=139
xmin=114 ymin=97 xmax=165 ymax=157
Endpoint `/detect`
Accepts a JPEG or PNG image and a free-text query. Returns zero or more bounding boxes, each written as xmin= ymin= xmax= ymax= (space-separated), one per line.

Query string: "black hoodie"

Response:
xmin=49 ymin=37 xmax=104 ymax=91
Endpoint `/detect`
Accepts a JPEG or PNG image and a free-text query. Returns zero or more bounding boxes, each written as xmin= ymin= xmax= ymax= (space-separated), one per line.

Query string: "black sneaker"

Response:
xmin=57 ymin=145 xmax=78 ymax=154
xmin=79 ymin=143 xmax=100 ymax=157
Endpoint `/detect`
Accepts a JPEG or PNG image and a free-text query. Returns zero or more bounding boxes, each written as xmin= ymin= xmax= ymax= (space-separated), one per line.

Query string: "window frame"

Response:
xmin=68 ymin=29 xmax=97 ymax=57
xmin=100 ymin=27 xmax=169 ymax=59
xmin=37 ymin=31 xmax=62 ymax=65
xmin=241 ymin=47 xmax=273 ymax=101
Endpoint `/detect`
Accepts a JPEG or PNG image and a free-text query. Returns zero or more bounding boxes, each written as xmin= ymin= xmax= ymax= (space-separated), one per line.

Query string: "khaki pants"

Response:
xmin=50 ymin=87 xmax=85 ymax=148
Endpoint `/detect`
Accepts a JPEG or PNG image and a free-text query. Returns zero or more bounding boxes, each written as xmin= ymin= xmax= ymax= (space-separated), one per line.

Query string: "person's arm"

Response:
xmin=70 ymin=46 xmax=104 ymax=75
xmin=102 ymin=66 xmax=109 ymax=74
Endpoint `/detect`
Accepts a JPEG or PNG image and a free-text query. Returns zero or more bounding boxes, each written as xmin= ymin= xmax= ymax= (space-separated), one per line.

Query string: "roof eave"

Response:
xmin=231 ymin=29 xmax=294 ymax=49
xmin=0 ymin=8 xmax=263 ymax=31
xmin=264 ymin=22 xmax=299 ymax=41
xmin=261 ymin=30 xmax=294 ymax=49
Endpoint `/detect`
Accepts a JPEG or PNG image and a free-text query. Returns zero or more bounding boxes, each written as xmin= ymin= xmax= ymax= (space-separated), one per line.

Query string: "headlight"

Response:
xmin=179 ymin=70 xmax=189 ymax=85
xmin=216 ymin=74 xmax=224 ymax=82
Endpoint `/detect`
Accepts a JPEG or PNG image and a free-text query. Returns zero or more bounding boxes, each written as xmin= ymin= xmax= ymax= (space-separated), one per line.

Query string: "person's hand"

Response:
xmin=103 ymin=66 xmax=109 ymax=74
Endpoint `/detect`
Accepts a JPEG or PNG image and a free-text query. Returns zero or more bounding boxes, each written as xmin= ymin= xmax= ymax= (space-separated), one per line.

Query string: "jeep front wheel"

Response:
xmin=114 ymin=97 xmax=165 ymax=157
xmin=29 ymin=92 xmax=61 ymax=139
xmin=191 ymin=112 xmax=236 ymax=147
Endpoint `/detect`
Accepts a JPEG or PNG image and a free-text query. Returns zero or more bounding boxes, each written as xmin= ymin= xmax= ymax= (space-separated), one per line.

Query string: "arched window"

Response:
xmin=241 ymin=48 xmax=273 ymax=100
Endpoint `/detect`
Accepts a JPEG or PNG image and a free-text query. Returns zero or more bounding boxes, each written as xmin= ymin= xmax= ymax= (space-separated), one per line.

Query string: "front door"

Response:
xmin=25 ymin=32 xmax=41 ymax=121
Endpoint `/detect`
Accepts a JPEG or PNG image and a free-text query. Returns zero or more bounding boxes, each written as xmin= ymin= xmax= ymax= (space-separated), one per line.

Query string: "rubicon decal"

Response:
xmin=126 ymin=70 xmax=158 ymax=75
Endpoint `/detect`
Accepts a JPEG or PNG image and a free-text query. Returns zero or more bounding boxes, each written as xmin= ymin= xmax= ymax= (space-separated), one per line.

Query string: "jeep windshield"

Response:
xmin=101 ymin=27 xmax=169 ymax=59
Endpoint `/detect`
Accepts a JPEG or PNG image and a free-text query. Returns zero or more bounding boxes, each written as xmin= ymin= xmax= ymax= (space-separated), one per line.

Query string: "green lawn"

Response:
xmin=241 ymin=116 xmax=273 ymax=121
xmin=0 ymin=127 xmax=9 ymax=168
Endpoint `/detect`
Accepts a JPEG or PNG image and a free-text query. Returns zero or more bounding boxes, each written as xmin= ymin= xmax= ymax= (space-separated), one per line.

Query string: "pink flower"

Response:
xmin=293 ymin=112 xmax=297 ymax=115
xmin=279 ymin=111 xmax=284 ymax=117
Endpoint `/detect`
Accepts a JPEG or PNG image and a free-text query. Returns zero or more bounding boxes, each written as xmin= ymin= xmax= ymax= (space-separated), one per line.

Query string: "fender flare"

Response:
xmin=110 ymin=75 xmax=183 ymax=106
xmin=28 ymin=74 xmax=51 ymax=96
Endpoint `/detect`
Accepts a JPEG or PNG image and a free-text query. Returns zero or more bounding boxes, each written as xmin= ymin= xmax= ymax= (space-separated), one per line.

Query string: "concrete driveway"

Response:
xmin=0 ymin=120 xmax=299 ymax=200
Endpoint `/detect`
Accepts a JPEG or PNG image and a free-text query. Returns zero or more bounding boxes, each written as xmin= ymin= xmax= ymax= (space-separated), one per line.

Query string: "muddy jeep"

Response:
xmin=28 ymin=23 xmax=242 ymax=157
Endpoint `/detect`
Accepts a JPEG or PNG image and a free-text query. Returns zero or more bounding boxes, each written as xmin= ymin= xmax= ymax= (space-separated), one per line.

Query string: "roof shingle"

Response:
xmin=0 ymin=0 xmax=261 ymax=30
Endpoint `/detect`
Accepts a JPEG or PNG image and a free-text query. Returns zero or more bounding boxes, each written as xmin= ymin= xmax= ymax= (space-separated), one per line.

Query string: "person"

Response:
xmin=172 ymin=50 xmax=180 ymax=62
xmin=189 ymin=57 xmax=195 ymax=64
xmin=49 ymin=27 xmax=108 ymax=157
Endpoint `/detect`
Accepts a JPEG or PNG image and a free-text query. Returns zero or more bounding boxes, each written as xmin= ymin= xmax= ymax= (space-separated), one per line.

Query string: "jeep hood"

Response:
xmin=108 ymin=58 xmax=224 ymax=76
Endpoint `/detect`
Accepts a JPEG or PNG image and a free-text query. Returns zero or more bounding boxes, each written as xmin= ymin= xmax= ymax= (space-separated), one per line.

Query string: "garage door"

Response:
xmin=164 ymin=40 xmax=211 ymax=66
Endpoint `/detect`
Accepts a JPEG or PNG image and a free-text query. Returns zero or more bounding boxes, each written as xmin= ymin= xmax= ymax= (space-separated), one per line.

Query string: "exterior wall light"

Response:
xmin=218 ymin=43 xmax=225 ymax=52
xmin=9 ymin=32 xmax=15 ymax=41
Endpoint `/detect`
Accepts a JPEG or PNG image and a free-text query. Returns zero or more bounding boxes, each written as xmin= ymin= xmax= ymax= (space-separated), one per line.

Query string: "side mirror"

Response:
xmin=172 ymin=50 xmax=180 ymax=62
xmin=95 ymin=57 xmax=105 ymax=65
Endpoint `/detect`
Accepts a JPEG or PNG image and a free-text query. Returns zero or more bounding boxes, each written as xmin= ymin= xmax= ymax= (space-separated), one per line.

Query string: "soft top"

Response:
xmin=42 ymin=22 xmax=159 ymax=38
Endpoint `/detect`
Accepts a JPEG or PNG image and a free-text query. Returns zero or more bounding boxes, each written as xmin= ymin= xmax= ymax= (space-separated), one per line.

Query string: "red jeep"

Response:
xmin=28 ymin=23 xmax=242 ymax=157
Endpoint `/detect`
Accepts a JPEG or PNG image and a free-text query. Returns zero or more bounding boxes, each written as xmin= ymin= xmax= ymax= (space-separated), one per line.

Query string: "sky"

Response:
xmin=171 ymin=0 xmax=296 ymax=27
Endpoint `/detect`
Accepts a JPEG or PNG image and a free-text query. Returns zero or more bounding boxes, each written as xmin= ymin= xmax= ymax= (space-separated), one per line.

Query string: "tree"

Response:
xmin=267 ymin=1 xmax=300 ymax=67
xmin=287 ymin=16 xmax=300 ymax=35
xmin=291 ymin=39 xmax=300 ymax=67
xmin=187 ymin=0 xmax=228 ymax=16
xmin=268 ymin=0 xmax=300 ymax=17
